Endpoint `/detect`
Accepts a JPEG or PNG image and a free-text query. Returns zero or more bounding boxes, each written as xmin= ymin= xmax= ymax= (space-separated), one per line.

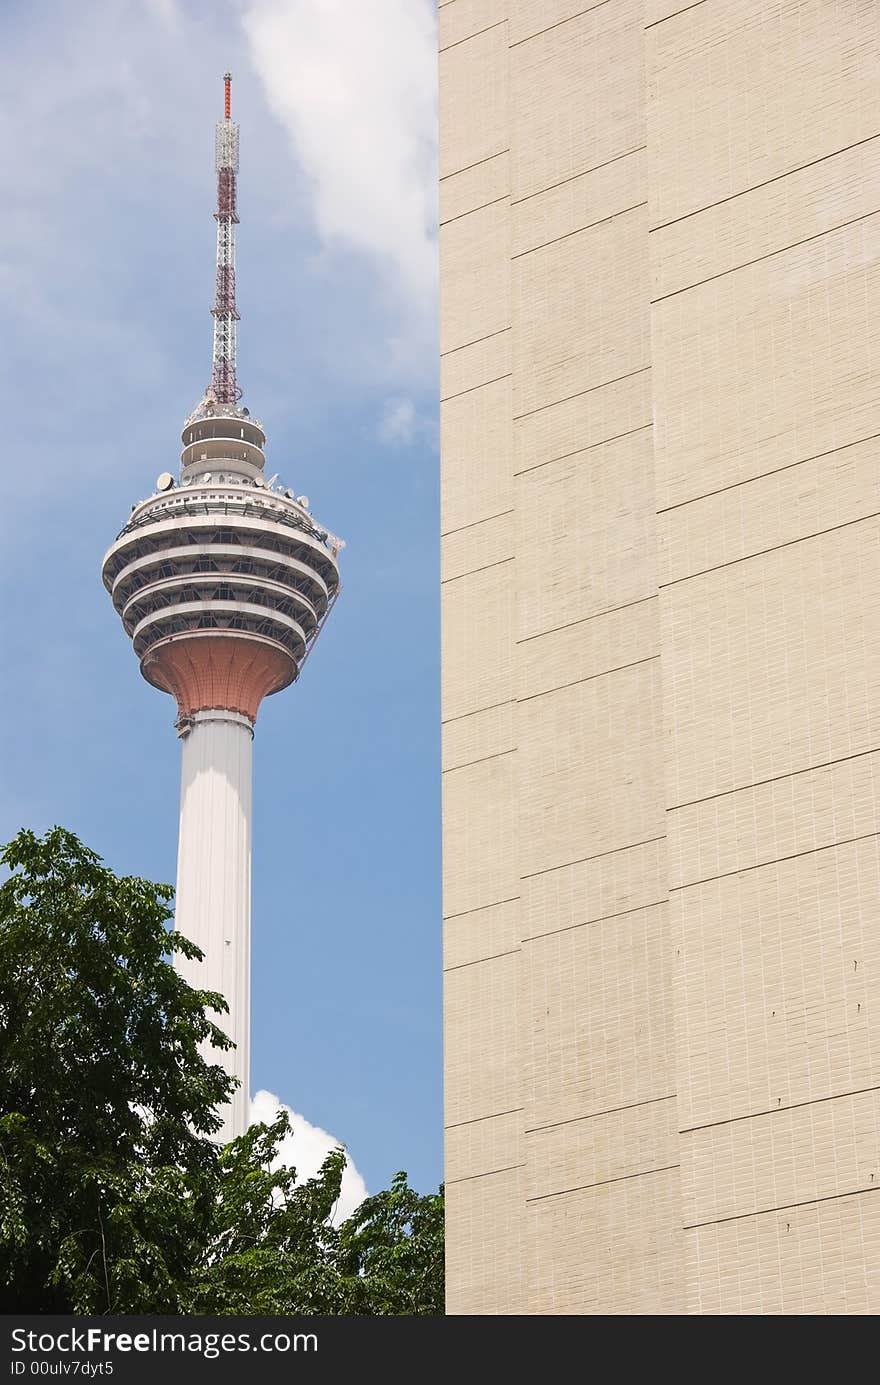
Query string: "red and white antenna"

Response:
xmin=210 ymin=72 xmax=241 ymax=405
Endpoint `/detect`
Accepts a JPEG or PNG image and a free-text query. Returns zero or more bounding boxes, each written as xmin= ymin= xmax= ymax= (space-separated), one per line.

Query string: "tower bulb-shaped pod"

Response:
xmin=101 ymin=76 xmax=342 ymax=1142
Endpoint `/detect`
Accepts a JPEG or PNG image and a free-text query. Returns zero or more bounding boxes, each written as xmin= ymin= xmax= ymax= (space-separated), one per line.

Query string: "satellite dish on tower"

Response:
xmin=296 ymin=495 xmax=309 ymax=509
xmin=202 ymin=472 xmax=213 ymax=483
xmin=156 ymin=472 xmax=174 ymax=492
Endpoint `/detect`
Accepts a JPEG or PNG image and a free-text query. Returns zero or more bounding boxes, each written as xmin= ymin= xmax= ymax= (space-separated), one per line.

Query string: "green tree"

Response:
xmin=0 ymin=827 xmax=443 ymax=1314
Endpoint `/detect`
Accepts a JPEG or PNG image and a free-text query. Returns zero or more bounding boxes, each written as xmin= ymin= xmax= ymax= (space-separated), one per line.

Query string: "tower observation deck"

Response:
xmin=101 ymin=76 xmax=342 ymax=1141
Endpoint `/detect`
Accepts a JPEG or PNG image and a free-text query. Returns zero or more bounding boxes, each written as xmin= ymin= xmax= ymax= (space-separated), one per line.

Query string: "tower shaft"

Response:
xmin=174 ymin=710 xmax=253 ymax=1143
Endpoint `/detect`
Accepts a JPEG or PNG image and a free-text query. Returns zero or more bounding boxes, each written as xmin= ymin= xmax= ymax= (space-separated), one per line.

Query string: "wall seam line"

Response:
xmin=652 ymin=208 xmax=880 ymax=304
xmin=671 ymin=831 xmax=879 ymax=893
xmin=512 ymin=366 xmax=650 ymax=422
xmin=657 ymin=429 xmax=880 ymax=514
xmin=660 ymin=510 xmax=880 ymax=587
xmin=442 ymin=373 xmax=512 ymax=404
xmin=651 ymin=130 xmax=880 ymax=231
xmin=512 ymin=201 xmax=647 ymax=260
xmin=527 ymin=1164 xmax=681 ymax=1203
xmin=669 ymin=746 xmax=880 ymax=812
xmin=522 ymin=899 xmax=670 ymax=944
xmin=510 ymin=145 xmax=646 ymax=206
xmin=684 ymin=1184 xmax=880 ymax=1232
xmin=514 ymin=422 xmax=653 ymax=476
xmin=526 ymin=1094 xmax=676 ymax=1135
xmin=508 ymin=1 xmax=613 ymax=50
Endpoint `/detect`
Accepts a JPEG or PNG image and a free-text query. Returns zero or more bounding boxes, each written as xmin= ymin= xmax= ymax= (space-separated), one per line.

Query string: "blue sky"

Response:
xmin=0 ymin=0 xmax=441 ymax=1196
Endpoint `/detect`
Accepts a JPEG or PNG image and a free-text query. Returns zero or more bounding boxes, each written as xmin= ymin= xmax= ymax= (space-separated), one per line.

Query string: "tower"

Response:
xmin=102 ymin=75 xmax=341 ymax=1142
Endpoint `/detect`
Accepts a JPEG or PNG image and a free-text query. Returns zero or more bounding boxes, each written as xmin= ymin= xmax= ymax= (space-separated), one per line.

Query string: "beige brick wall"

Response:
xmin=441 ymin=0 xmax=879 ymax=1315
xmin=441 ymin=0 xmax=681 ymax=1315
xmin=513 ymin=207 xmax=649 ymax=418
xmin=649 ymin=0 xmax=880 ymax=1315
xmin=687 ymin=1192 xmax=880 ymax=1316
xmin=526 ymin=1167 xmax=683 ymax=1314
xmin=441 ymin=0 xmax=522 ymax=1316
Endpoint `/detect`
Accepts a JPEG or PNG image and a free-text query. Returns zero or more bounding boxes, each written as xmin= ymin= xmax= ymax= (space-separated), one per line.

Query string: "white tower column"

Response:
xmin=173 ymin=708 xmax=253 ymax=1143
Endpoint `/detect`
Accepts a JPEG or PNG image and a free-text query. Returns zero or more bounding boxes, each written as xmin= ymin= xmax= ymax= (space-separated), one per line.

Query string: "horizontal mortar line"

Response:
xmin=443 ymin=748 xmax=517 ymax=775
xmin=446 ymin=1163 xmax=525 ymax=1187
xmin=660 ymin=509 xmax=880 ymax=588
xmin=512 ymin=366 xmax=650 ymax=423
xmin=441 ymin=372 xmax=512 ymax=404
xmin=442 ymin=509 xmax=515 ymax=540
xmin=509 ymin=1 xmax=613 ymax=50
xmin=657 ymin=430 xmax=880 ymax=516
xmin=517 ymin=593 xmax=657 ymax=645
xmin=439 ymin=18 xmax=506 ymax=53
xmin=683 ymin=1183 xmax=880 ymax=1233
xmin=522 ymin=898 xmax=669 ymax=945
xmin=441 ymin=194 xmax=510 ymax=227
xmin=512 ymin=201 xmax=647 ymax=260
xmin=644 ymin=0 xmax=708 ymax=30
xmin=514 ymin=422 xmax=653 ymax=477
xmin=670 ymin=830 xmax=879 ymax=894
xmin=510 ymin=145 xmax=646 ymax=208
xmin=650 ymin=130 xmax=880 ymax=232
xmin=520 ymin=835 xmax=667 ymax=882
xmin=441 ymin=555 xmax=514 ymax=584
xmin=669 ymin=746 xmax=880 ymax=813
xmin=681 ymin=1084 xmax=880 ymax=1138
xmin=527 ymin=1164 xmax=681 ymax=1203
xmin=651 ymin=209 xmax=880 ymax=304
xmin=444 ymin=947 xmax=521 ymax=974
xmin=440 ymin=148 xmax=510 ymax=182
xmin=441 ymin=326 xmax=510 ymax=358
xmin=442 ymin=698 xmax=514 ymax=726
xmin=517 ymin=654 xmax=659 ymax=705
xmin=526 ymin=1094 xmax=676 ymax=1136
xmin=443 ymin=896 xmax=521 ymax=923
xmin=445 ymin=1107 xmax=523 ymax=1131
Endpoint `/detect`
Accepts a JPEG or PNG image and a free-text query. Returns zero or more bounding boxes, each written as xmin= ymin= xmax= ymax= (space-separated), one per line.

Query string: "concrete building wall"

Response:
xmin=440 ymin=0 xmax=520 ymax=1318
xmin=440 ymin=0 xmax=880 ymax=1314
xmin=648 ymin=0 xmax=880 ymax=1316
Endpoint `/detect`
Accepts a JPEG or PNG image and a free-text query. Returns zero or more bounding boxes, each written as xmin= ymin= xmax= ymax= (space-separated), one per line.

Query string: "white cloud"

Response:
xmin=242 ymin=0 xmax=438 ymax=323
xmin=378 ymin=396 xmax=416 ymax=445
xmin=142 ymin=0 xmax=182 ymax=29
xmin=249 ymin=1088 xmax=368 ymax=1223
xmin=377 ymin=394 xmax=439 ymax=451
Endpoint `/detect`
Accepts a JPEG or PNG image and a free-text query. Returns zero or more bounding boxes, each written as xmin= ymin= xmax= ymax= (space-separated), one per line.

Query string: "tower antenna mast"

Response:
xmin=211 ymin=72 xmax=241 ymax=404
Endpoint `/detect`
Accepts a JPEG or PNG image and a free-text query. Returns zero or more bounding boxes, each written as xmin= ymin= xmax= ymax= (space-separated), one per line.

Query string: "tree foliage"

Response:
xmin=0 ymin=828 xmax=443 ymax=1314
